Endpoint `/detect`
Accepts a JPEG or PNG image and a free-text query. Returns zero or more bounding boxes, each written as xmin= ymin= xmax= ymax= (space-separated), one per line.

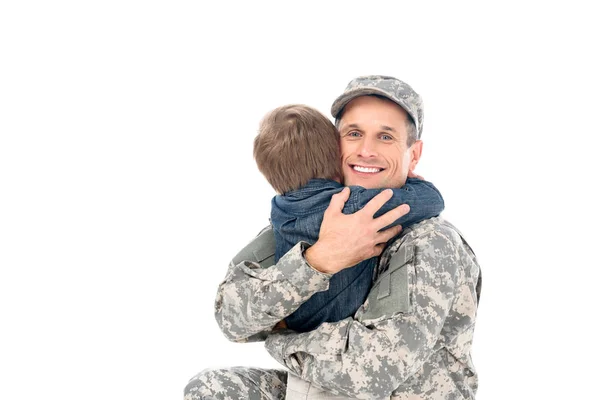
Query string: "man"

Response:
xmin=185 ymin=76 xmax=481 ymax=399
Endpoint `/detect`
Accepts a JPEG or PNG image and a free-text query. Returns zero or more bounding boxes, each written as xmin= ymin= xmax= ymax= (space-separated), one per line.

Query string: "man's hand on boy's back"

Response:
xmin=304 ymin=187 xmax=410 ymax=275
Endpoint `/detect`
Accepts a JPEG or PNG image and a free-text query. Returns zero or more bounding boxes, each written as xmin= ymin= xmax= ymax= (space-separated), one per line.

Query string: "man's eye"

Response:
xmin=348 ymin=131 xmax=361 ymax=137
xmin=381 ymin=134 xmax=393 ymax=140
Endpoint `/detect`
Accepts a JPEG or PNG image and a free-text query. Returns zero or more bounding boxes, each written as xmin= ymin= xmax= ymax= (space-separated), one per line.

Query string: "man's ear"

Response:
xmin=409 ymin=140 xmax=423 ymax=172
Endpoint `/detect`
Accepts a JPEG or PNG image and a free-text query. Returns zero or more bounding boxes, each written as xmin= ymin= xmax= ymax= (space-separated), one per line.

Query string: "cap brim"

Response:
xmin=331 ymin=87 xmax=403 ymax=119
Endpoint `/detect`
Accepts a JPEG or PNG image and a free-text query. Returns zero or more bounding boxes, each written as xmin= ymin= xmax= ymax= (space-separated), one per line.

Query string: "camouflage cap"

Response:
xmin=331 ymin=75 xmax=424 ymax=138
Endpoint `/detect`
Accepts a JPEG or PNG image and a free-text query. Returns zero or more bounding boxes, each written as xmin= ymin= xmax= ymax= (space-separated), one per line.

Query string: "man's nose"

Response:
xmin=358 ymin=138 xmax=378 ymax=157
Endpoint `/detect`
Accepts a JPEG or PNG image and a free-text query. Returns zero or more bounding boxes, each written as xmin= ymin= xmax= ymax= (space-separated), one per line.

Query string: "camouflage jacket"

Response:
xmin=214 ymin=217 xmax=481 ymax=399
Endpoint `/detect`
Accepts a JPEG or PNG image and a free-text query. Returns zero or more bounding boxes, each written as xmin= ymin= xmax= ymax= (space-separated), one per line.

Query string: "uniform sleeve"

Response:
xmin=214 ymin=229 xmax=332 ymax=343
xmin=354 ymin=178 xmax=444 ymax=229
xmin=265 ymin=230 xmax=461 ymax=399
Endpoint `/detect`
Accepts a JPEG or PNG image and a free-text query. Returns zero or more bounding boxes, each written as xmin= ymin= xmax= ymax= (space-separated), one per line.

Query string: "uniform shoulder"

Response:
xmin=401 ymin=217 xmax=479 ymax=271
xmin=379 ymin=217 xmax=462 ymax=268
xmin=401 ymin=216 xmax=464 ymax=246
xmin=231 ymin=225 xmax=276 ymax=267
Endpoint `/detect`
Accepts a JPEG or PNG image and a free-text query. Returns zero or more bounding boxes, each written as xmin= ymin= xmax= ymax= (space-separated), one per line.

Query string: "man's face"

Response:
xmin=338 ymin=96 xmax=422 ymax=189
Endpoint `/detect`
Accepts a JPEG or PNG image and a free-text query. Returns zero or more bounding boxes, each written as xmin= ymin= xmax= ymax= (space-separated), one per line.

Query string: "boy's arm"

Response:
xmin=354 ymin=178 xmax=444 ymax=229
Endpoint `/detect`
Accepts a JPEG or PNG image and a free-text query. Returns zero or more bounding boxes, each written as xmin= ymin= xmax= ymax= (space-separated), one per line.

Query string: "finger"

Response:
xmin=327 ymin=187 xmax=350 ymax=214
xmin=374 ymin=204 xmax=410 ymax=229
xmin=361 ymin=189 xmax=394 ymax=217
xmin=376 ymin=225 xmax=403 ymax=243
xmin=372 ymin=243 xmax=386 ymax=257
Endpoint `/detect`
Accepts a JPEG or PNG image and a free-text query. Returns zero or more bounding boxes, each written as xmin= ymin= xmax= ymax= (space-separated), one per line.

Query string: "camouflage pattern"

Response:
xmin=215 ymin=241 xmax=332 ymax=343
xmin=265 ymin=217 xmax=480 ymax=399
xmin=330 ymin=75 xmax=425 ymax=138
xmin=184 ymin=367 xmax=287 ymax=400
xmin=206 ymin=217 xmax=481 ymax=399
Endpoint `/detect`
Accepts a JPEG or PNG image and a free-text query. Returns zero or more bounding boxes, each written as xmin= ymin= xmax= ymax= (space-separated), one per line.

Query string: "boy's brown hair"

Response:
xmin=254 ymin=104 xmax=342 ymax=194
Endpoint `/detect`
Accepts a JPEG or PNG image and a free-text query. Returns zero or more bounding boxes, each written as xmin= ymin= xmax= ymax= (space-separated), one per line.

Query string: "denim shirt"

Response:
xmin=271 ymin=178 xmax=444 ymax=332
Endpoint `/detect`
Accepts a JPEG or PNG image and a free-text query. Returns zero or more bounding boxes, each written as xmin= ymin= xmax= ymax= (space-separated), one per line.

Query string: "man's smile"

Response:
xmin=350 ymin=164 xmax=385 ymax=174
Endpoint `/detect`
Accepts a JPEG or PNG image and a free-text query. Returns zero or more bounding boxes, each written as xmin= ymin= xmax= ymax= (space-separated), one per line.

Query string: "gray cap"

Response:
xmin=331 ymin=75 xmax=424 ymax=138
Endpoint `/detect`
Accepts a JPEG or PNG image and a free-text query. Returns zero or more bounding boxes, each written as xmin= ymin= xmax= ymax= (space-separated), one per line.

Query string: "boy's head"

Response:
xmin=254 ymin=104 xmax=342 ymax=194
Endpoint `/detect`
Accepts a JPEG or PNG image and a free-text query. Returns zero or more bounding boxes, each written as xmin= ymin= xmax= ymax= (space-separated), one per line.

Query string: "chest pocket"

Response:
xmin=357 ymin=245 xmax=414 ymax=322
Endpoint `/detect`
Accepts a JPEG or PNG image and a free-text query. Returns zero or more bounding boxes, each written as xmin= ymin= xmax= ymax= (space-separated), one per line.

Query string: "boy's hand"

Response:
xmin=304 ymin=187 xmax=409 ymax=274
xmin=273 ymin=320 xmax=287 ymax=330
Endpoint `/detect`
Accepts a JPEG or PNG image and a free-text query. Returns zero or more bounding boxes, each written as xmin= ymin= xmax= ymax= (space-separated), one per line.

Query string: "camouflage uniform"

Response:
xmin=185 ymin=218 xmax=481 ymax=399
xmin=184 ymin=367 xmax=287 ymax=400
xmin=185 ymin=76 xmax=481 ymax=399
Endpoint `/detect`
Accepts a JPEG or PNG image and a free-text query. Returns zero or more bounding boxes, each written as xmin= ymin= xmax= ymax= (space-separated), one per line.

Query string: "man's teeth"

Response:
xmin=353 ymin=166 xmax=381 ymax=173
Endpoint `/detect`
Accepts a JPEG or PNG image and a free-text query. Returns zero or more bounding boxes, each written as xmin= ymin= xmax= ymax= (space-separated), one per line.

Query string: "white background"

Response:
xmin=1 ymin=1 xmax=598 ymax=399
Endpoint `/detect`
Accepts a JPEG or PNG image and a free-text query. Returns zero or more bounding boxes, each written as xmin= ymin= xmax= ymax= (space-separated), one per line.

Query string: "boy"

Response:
xmin=253 ymin=104 xmax=444 ymax=333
